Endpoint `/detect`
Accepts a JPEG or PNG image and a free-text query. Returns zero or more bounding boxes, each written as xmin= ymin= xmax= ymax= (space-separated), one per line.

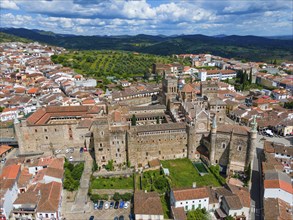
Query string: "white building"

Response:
xmin=170 ymin=187 xmax=209 ymax=211
xmin=263 ymin=171 xmax=293 ymax=205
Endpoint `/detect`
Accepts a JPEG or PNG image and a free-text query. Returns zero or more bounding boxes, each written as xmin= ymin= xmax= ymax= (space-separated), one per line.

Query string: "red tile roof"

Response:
xmin=0 ymin=164 xmax=21 ymax=179
xmin=0 ymin=145 xmax=12 ymax=156
xmin=264 ymin=180 xmax=293 ymax=194
xmin=173 ymin=187 xmax=209 ymax=201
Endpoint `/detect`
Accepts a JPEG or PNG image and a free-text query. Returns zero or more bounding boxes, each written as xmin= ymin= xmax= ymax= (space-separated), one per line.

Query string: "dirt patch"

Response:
xmin=65 ymin=190 xmax=77 ymax=202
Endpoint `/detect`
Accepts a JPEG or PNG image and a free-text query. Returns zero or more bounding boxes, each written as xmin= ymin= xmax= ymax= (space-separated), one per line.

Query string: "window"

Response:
xmin=35 ymin=129 xmax=37 ymax=133
xmin=186 ymin=201 xmax=188 ymax=204
xmin=237 ymin=145 xmax=242 ymax=151
xmin=69 ymin=127 xmax=72 ymax=131
xmin=69 ymin=134 xmax=73 ymax=139
xmin=198 ymin=204 xmax=201 ymax=208
xmin=44 ymin=129 xmax=47 ymax=132
xmin=117 ymin=148 xmax=120 ymax=152
xmin=146 ymin=152 xmax=148 ymax=156
xmin=185 ymin=206 xmax=188 ymax=211
xmin=55 ymin=129 xmax=57 ymax=132
xmin=192 ymin=205 xmax=195 ymax=210
xmin=100 ymin=143 xmax=102 ymax=147
xmin=159 ymin=151 xmax=161 ymax=155
xmin=45 ymin=136 xmax=48 ymax=140
xmin=222 ymin=142 xmax=226 ymax=148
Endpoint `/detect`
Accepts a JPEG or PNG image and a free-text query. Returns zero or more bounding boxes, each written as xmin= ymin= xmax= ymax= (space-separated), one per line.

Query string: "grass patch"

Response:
xmin=161 ymin=194 xmax=171 ymax=219
xmin=91 ymin=176 xmax=134 ymax=189
xmin=140 ymin=169 xmax=169 ymax=193
xmin=161 ymin=158 xmax=221 ymax=188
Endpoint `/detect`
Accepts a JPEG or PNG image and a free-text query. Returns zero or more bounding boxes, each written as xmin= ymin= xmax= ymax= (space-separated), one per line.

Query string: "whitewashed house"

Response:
xmin=170 ymin=187 xmax=209 ymax=211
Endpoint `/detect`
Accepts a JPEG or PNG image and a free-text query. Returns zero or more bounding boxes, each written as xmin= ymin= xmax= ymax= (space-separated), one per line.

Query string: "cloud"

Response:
xmin=0 ymin=0 xmax=292 ymax=36
xmin=0 ymin=0 xmax=19 ymax=10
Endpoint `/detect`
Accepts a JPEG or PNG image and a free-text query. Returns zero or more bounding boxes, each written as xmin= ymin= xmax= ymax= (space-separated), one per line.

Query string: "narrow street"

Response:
xmin=250 ymin=147 xmax=263 ymax=220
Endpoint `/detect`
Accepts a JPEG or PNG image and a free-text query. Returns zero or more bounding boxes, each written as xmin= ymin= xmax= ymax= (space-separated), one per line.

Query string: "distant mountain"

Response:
xmin=0 ymin=28 xmax=292 ymax=62
xmin=0 ymin=31 xmax=32 ymax=43
xmin=263 ymin=35 xmax=293 ymax=40
xmin=212 ymin=34 xmax=227 ymax=38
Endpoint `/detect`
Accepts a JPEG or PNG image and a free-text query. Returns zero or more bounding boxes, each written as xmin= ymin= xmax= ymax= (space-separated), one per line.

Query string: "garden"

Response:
xmin=161 ymin=158 xmax=221 ymax=188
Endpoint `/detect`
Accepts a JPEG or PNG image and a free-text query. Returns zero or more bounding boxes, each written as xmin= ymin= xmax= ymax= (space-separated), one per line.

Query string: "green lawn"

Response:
xmin=91 ymin=176 xmax=134 ymax=189
xmin=161 ymin=158 xmax=221 ymax=188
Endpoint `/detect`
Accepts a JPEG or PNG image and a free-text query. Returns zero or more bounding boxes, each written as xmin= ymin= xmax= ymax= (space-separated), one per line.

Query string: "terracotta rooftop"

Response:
xmin=26 ymin=105 xmax=101 ymax=125
xmin=0 ymin=164 xmax=21 ymax=179
xmin=217 ymin=124 xmax=250 ymax=135
xmin=134 ymin=191 xmax=164 ymax=216
xmin=223 ymin=195 xmax=243 ymax=210
xmin=0 ymin=145 xmax=12 ymax=156
xmin=17 ymin=168 xmax=32 ymax=188
xmin=172 ymin=187 xmax=209 ymax=201
xmin=264 ymin=180 xmax=293 ymax=194
xmin=264 ymin=198 xmax=292 ymax=220
xmin=37 ymin=181 xmax=62 ymax=213
xmin=171 ymin=206 xmax=187 ymax=220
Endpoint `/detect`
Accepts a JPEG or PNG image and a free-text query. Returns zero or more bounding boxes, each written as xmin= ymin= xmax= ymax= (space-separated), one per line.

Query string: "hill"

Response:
xmin=0 ymin=32 xmax=32 ymax=43
xmin=0 ymin=28 xmax=292 ymax=62
xmin=51 ymin=50 xmax=190 ymax=86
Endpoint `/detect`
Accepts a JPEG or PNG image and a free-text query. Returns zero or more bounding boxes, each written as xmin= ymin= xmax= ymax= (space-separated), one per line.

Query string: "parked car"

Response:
xmin=69 ymin=156 xmax=73 ymax=162
xmin=94 ymin=203 xmax=98 ymax=210
xmin=124 ymin=201 xmax=129 ymax=209
xmin=109 ymin=201 xmax=114 ymax=209
xmin=114 ymin=217 xmax=118 ymax=220
xmin=114 ymin=201 xmax=119 ymax=209
xmin=98 ymin=200 xmax=104 ymax=210
xmin=119 ymin=201 xmax=125 ymax=209
xmin=1 ymin=158 xmax=7 ymax=164
xmin=89 ymin=216 xmax=94 ymax=220
xmin=104 ymin=201 xmax=109 ymax=209
xmin=119 ymin=216 xmax=124 ymax=220
xmin=55 ymin=149 xmax=61 ymax=154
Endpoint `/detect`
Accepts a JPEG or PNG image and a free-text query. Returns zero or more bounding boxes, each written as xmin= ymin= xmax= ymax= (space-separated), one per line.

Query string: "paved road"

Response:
xmin=250 ymin=147 xmax=263 ymax=220
xmin=71 ymin=152 xmax=93 ymax=212
xmin=250 ymin=134 xmax=291 ymax=220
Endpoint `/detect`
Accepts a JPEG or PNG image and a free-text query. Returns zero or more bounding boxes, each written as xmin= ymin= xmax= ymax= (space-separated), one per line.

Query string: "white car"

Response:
xmin=65 ymin=149 xmax=71 ymax=153
xmin=104 ymin=202 xmax=109 ymax=210
xmin=124 ymin=202 xmax=130 ymax=209
xmin=55 ymin=149 xmax=61 ymax=154
xmin=69 ymin=156 xmax=73 ymax=161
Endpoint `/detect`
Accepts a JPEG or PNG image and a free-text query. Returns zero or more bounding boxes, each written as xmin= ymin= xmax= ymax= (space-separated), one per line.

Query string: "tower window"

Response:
xmin=237 ymin=145 xmax=242 ymax=151
xmin=222 ymin=142 xmax=226 ymax=148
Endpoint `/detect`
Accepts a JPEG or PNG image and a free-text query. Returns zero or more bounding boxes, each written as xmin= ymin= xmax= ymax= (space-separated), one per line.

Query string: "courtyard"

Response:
xmin=161 ymin=158 xmax=221 ymax=188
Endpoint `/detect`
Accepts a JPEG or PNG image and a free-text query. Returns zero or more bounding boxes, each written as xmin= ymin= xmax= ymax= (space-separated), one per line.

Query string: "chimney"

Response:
xmin=192 ymin=182 xmax=196 ymax=188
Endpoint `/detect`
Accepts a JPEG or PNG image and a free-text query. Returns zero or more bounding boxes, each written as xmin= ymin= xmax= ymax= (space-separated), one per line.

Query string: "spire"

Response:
xmin=251 ymin=115 xmax=258 ymax=132
xmin=212 ymin=115 xmax=217 ymax=129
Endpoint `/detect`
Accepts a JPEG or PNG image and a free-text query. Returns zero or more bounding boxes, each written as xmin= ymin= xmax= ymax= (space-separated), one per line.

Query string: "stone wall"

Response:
xmin=0 ymin=128 xmax=15 ymax=139
xmin=127 ymin=126 xmax=188 ymax=167
xmin=15 ymin=120 xmax=89 ymax=154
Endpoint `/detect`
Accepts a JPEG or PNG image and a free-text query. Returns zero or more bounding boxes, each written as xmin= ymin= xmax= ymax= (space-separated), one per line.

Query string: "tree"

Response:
xmin=249 ymin=68 xmax=253 ymax=84
xmin=187 ymin=208 xmax=210 ymax=220
xmin=131 ymin=114 xmax=137 ymax=126
xmin=105 ymin=160 xmax=114 ymax=171
xmin=71 ymin=163 xmax=84 ymax=180
xmin=225 ymin=216 xmax=234 ymax=220
xmin=113 ymin=192 xmax=121 ymax=201
xmin=154 ymin=176 xmax=169 ymax=191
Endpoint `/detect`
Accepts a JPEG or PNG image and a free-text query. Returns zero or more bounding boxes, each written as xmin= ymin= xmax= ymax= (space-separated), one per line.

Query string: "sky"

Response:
xmin=0 ymin=0 xmax=292 ymax=36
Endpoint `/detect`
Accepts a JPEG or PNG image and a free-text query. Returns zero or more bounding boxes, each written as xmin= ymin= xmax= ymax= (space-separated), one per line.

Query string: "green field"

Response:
xmin=91 ymin=176 xmax=134 ymax=189
xmin=161 ymin=158 xmax=221 ymax=188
